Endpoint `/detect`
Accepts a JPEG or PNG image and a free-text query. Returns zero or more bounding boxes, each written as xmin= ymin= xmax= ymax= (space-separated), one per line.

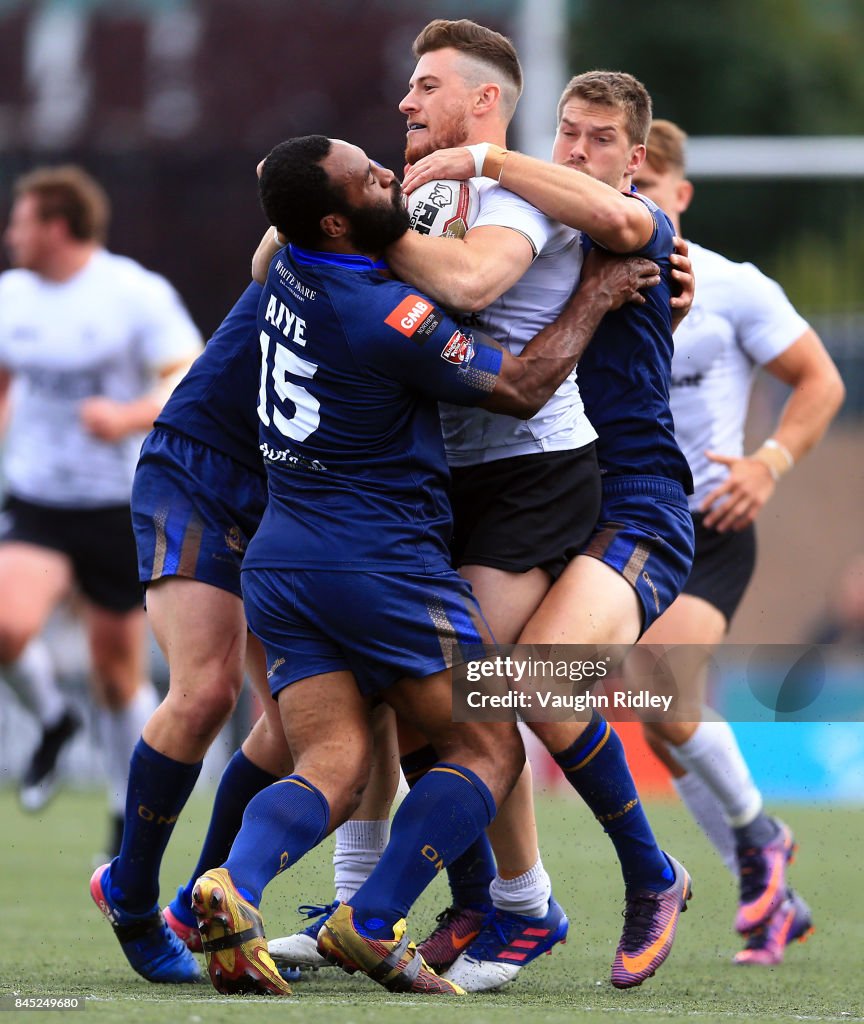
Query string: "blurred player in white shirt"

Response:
xmin=0 ymin=165 xmax=202 ymax=852
xmin=632 ymin=120 xmax=844 ymax=964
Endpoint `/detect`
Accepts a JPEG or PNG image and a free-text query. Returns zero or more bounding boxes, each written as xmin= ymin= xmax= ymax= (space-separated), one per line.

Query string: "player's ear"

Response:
xmin=474 ymin=82 xmax=500 ymax=115
xmin=626 ymin=144 xmax=647 ymax=177
xmin=677 ymin=179 xmax=694 ymax=215
xmin=320 ymin=212 xmax=348 ymax=239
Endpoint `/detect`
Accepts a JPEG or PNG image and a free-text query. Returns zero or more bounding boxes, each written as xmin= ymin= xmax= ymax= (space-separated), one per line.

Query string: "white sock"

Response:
xmin=5 ymin=639 xmax=67 ymax=728
xmin=99 ymin=681 xmax=160 ymax=814
xmin=671 ymin=718 xmax=763 ymax=828
xmin=489 ymin=857 xmax=551 ymax=919
xmin=333 ymin=819 xmax=389 ymax=904
xmin=673 ymin=772 xmax=738 ymax=875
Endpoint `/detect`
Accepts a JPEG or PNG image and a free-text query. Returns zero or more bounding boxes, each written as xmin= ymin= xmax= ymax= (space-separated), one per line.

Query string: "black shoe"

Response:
xmin=18 ymin=709 xmax=81 ymax=812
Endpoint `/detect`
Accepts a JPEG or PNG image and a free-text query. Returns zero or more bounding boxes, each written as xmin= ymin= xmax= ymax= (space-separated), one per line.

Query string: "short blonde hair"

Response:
xmin=557 ymin=71 xmax=652 ymax=145
xmin=645 ymin=119 xmax=688 ymax=174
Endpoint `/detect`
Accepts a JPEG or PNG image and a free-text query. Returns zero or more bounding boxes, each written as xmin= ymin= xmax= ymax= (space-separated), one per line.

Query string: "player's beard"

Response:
xmin=346 ymin=182 xmax=411 ymax=252
xmin=404 ymin=106 xmax=470 ymax=165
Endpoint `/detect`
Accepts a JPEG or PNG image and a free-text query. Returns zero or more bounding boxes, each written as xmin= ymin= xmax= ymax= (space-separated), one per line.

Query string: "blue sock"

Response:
xmin=223 ymin=774 xmax=330 ymax=906
xmin=109 ymin=738 xmax=202 ymax=912
xmin=401 ymin=746 xmax=495 ymax=910
xmin=169 ymin=749 xmax=279 ymax=927
xmin=553 ymin=712 xmax=673 ymax=892
xmin=349 ymin=762 xmax=496 ymax=938
xmin=446 ymin=836 xmax=496 ymax=909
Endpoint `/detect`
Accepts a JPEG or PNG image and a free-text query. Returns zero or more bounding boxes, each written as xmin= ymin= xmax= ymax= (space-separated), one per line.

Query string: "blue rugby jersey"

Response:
xmin=156 ymin=282 xmax=264 ymax=474
xmin=244 ymin=245 xmax=502 ymax=574
xmin=578 ymin=191 xmax=693 ymax=492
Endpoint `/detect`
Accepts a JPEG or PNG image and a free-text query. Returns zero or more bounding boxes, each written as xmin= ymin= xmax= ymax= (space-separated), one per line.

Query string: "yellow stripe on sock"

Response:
xmin=429 ymin=766 xmax=471 ymax=784
xmin=564 ymin=720 xmax=611 ymax=772
xmin=276 ymin=777 xmax=314 ymax=793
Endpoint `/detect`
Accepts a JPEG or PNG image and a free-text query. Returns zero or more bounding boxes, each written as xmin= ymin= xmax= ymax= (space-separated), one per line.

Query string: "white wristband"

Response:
xmin=763 ymin=438 xmax=795 ymax=469
xmin=465 ymin=143 xmax=490 ymax=178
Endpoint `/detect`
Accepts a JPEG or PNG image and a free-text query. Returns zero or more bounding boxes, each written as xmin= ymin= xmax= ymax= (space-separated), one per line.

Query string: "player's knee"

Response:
xmin=167 ymin=680 xmax=238 ymax=738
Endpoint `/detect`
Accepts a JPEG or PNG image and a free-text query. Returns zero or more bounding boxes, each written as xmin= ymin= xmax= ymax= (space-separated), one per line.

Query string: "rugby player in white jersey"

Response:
xmin=0 ymin=166 xmax=202 ymax=850
xmin=631 ymin=119 xmax=844 ymax=964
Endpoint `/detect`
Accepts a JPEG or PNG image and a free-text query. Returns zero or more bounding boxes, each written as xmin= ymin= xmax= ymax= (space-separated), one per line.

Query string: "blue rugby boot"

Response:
xmin=90 ymin=862 xmax=201 ymax=984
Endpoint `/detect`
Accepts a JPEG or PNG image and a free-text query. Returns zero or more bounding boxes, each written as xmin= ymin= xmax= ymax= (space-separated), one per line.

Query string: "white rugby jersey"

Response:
xmin=0 ymin=249 xmax=201 ymax=507
xmin=440 ymin=180 xmax=597 ymax=466
xmin=670 ymin=242 xmax=808 ymax=510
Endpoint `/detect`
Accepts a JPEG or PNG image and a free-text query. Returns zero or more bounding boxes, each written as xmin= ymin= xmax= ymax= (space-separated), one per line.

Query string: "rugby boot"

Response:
xmin=90 ymin=862 xmax=201 ymax=984
xmin=734 ymin=889 xmax=814 ymax=966
xmin=268 ymin=902 xmax=336 ymax=970
xmin=443 ymin=897 xmax=568 ymax=992
xmin=191 ymin=867 xmax=291 ymax=996
xmin=417 ymin=904 xmax=490 ymax=973
xmin=735 ymin=819 xmax=796 ymax=933
xmin=611 ymin=853 xmax=692 ymax=989
xmin=317 ymin=902 xmax=464 ymax=994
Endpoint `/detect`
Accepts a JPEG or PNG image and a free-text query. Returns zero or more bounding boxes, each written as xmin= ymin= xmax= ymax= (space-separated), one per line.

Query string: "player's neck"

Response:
xmin=462 ymin=114 xmax=508 ymax=149
xmin=39 ymin=242 xmax=97 ymax=283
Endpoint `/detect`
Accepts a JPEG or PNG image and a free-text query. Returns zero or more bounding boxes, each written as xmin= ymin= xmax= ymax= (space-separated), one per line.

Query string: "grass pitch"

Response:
xmin=1 ymin=788 xmax=861 ymax=1024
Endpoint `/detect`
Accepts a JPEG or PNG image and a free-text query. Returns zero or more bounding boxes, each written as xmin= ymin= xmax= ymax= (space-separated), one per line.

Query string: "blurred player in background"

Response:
xmin=0 ymin=165 xmax=202 ymax=854
xmin=632 ymin=119 xmax=844 ymax=964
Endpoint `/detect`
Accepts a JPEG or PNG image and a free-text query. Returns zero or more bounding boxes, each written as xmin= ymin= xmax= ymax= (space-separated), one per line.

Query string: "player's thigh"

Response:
xmin=276 ymin=670 xmax=373 ymax=823
xmin=242 ymin=634 xmax=293 ymax=777
xmin=0 ymin=542 xmax=73 ymax=658
xmin=147 ymin=576 xmax=248 ymax=699
xmin=84 ymin=603 xmax=148 ymax=706
xmin=519 ymin=553 xmax=643 ymax=646
xmin=460 ymin=564 xmax=551 ymax=644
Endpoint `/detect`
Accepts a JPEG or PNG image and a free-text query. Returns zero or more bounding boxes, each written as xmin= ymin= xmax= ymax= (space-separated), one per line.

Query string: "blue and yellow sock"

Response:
xmin=401 ymin=746 xmax=495 ymax=910
xmin=223 ymin=774 xmax=330 ymax=906
xmin=553 ymin=712 xmax=672 ymax=892
xmin=109 ymin=737 xmax=202 ymax=912
xmin=349 ymin=762 xmax=496 ymax=938
xmin=169 ymin=748 xmax=279 ymax=927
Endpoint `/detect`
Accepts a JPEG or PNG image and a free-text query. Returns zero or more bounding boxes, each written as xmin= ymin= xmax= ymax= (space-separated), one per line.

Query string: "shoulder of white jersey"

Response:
xmin=471 ymin=179 xmax=573 ymax=257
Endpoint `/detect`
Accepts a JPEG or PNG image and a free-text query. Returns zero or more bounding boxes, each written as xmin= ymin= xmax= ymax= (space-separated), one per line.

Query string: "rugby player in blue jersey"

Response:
xmin=401 ymin=68 xmax=695 ymax=990
xmin=92 ymin=131 xmax=659 ymax=995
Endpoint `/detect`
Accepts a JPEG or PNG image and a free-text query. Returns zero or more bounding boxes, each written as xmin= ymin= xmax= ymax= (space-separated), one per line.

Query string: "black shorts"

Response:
xmin=0 ymin=496 xmax=142 ymax=613
xmin=449 ymin=444 xmax=601 ymax=580
xmin=681 ymin=513 xmax=756 ymax=624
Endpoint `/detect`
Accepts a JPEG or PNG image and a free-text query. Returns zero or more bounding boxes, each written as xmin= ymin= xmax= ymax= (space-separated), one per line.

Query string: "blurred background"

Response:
xmin=0 ymin=0 xmax=861 ymax=812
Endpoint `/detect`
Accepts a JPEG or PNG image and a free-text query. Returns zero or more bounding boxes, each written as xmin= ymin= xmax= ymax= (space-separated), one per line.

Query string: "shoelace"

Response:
xmin=464 ymin=908 xmax=527 ymax=960
xmin=619 ymin=892 xmax=661 ymax=951
xmin=296 ymin=902 xmax=337 ymax=936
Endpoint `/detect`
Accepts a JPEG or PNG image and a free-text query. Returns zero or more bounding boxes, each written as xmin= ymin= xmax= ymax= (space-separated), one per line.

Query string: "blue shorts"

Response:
xmin=132 ymin=428 xmax=267 ymax=598
xmin=241 ymin=567 xmax=495 ymax=698
xmin=581 ymin=476 xmax=695 ymax=633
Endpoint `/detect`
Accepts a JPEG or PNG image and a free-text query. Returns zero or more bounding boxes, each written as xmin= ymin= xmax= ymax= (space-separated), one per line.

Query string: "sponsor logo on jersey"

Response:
xmin=670 ymin=372 xmax=704 ymax=388
xmin=385 ymin=294 xmax=441 ymax=342
xmin=440 ymin=330 xmax=474 ymax=366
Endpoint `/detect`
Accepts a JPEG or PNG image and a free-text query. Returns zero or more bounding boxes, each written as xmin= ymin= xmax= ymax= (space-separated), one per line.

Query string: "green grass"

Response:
xmin=1 ymin=788 xmax=862 ymax=1024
